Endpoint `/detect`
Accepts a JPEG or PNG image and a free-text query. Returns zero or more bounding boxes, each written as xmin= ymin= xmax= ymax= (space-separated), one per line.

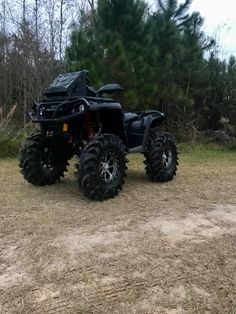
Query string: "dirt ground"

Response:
xmin=0 ymin=151 xmax=236 ymax=314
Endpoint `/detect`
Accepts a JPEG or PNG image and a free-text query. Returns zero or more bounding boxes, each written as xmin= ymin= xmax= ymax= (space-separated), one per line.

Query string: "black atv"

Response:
xmin=19 ymin=70 xmax=178 ymax=201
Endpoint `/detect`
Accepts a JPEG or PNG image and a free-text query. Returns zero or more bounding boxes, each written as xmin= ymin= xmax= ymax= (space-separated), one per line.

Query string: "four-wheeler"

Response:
xmin=19 ymin=70 xmax=178 ymax=201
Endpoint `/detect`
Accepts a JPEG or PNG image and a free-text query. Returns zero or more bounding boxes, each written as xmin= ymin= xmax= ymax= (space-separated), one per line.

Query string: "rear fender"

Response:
xmin=142 ymin=112 xmax=165 ymax=152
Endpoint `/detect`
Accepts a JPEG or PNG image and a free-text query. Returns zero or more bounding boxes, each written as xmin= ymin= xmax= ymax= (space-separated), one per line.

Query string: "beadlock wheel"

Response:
xmin=75 ymin=134 xmax=128 ymax=201
xmin=100 ymin=151 xmax=119 ymax=183
xmin=162 ymin=147 xmax=173 ymax=169
xmin=144 ymin=132 xmax=178 ymax=182
xmin=19 ymin=133 xmax=69 ymax=186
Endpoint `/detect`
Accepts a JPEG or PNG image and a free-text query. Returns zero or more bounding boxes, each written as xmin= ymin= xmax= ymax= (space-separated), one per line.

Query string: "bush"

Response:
xmin=0 ymin=137 xmax=23 ymax=158
xmin=0 ymin=105 xmax=27 ymax=158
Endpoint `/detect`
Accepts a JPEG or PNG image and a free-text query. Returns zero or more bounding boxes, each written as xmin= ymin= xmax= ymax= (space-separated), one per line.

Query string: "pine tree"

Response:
xmin=65 ymin=0 xmax=234 ymax=138
xmin=97 ymin=0 xmax=148 ymax=108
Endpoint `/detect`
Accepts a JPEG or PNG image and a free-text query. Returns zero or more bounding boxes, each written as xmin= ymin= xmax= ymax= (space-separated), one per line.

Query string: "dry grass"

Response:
xmin=0 ymin=105 xmax=17 ymax=135
xmin=0 ymin=150 xmax=236 ymax=314
xmin=0 ymin=105 xmax=24 ymax=158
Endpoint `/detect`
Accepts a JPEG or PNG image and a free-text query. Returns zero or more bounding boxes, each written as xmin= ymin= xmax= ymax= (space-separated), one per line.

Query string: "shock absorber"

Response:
xmin=85 ymin=113 xmax=94 ymax=139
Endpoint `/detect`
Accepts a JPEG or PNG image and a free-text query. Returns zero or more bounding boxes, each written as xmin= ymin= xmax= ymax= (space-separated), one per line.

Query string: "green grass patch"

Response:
xmin=1 ymin=137 xmax=236 ymax=162
xmin=129 ymin=143 xmax=236 ymax=169
xmin=179 ymin=142 xmax=236 ymax=162
xmin=0 ymin=137 xmax=22 ymax=158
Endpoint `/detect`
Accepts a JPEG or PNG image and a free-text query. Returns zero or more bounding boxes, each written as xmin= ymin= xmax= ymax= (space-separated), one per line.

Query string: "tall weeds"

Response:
xmin=0 ymin=104 xmax=17 ymax=136
xmin=0 ymin=105 xmax=25 ymax=158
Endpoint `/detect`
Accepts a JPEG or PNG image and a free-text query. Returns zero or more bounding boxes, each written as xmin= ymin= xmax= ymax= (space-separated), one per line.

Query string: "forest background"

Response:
xmin=0 ymin=0 xmax=236 ymax=157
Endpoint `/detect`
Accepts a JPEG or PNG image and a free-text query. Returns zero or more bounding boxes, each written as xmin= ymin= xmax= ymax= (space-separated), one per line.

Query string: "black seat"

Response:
xmin=97 ymin=84 xmax=123 ymax=96
xmin=124 ymin=112 xmax=139 ymax=124
xmin=87 ymin=83 xmax=123 ymax=97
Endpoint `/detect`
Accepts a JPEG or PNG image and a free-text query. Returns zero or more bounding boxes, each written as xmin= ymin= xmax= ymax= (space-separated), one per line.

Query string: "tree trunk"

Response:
xmin=59 ymin=0 xmax=64 ymax=63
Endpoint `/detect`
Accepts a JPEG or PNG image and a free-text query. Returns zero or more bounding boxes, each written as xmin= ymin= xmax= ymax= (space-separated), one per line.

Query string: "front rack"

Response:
xmin=29 ymin=96 xmax=114 ymax=123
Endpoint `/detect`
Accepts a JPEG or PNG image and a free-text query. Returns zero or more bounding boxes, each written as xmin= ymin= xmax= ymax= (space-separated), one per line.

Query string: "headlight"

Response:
xmin=79 ymin=104 xmax=85 ymax=112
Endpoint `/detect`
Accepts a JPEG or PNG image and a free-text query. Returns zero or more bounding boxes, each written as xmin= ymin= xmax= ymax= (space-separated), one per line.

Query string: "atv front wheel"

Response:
xmin=19 ymin=133 xmax=69 ymax=185
xmin=76 ymin=134 xmax=128 ymax=201
xmin=144 ymin=132 xmax=178 ymax=182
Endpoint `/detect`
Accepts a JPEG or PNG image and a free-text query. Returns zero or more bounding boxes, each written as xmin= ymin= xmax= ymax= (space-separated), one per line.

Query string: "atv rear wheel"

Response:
xmin=76 ymin=134 xmax=128 ymax=201
xmin=144 ymin=132 xmax=178 ymax=182
xmin=19 ymin=133 xmax=69 ymax=185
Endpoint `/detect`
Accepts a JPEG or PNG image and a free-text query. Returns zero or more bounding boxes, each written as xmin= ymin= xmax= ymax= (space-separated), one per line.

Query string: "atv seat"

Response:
xmin=87 ymin=84 xmax=123 ymax=97
xmin=124 ymin=112 xmax=139 ymax=124
xmin=97 ymin=84 xmax=123 ymax=96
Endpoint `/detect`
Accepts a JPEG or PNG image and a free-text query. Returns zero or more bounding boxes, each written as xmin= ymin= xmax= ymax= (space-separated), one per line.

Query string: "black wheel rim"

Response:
xmin=100 ymin=151 xmax=118 ymax=183
xmin=162 ymin=147 xmax=173 ymax=169
xmin=40 ymin=146 xmax=56 ymax=171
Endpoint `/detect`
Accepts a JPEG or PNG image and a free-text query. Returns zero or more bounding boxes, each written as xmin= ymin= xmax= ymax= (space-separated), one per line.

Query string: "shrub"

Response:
xmin=0 ymin=105 xmax=27 ymax=158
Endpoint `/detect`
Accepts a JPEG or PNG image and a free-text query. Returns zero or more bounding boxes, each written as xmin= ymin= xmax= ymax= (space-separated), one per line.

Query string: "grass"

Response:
xmin=127 ymin=143 xmax=236 ymax=169
xmin=0 ymin=137 xmax=23 ymax=158
xmin=0 ymin=127 xmax=34 ymax=159
xmin=1 ymin=133 xmax=236 ymax=161
xmin=178 ymin=142 xmax=236 ymax=162
xmin=0 ymin=145 xmax=236 ymax=313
